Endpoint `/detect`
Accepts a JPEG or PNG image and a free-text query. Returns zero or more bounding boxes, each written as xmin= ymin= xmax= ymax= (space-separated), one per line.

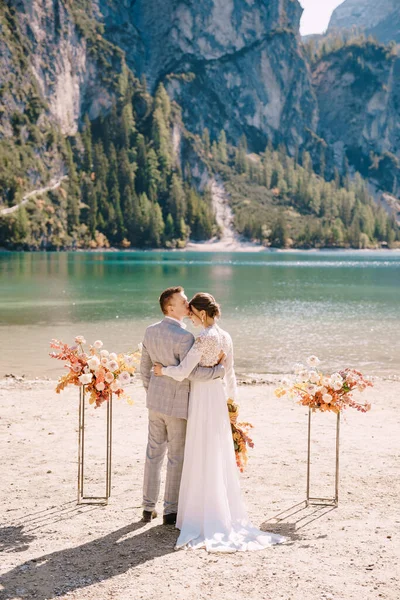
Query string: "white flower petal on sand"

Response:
xmin=79 ymin=373 xmax=92 ymax=385
xmin=307 ymin=355 xmax=320 ymax=368
xmin=93 ymin=340 xmax=103 ymax=349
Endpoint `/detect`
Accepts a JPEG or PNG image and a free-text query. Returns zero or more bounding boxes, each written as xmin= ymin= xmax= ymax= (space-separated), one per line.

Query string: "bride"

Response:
xmin=153 ymin=292 xmax=285 ymax=553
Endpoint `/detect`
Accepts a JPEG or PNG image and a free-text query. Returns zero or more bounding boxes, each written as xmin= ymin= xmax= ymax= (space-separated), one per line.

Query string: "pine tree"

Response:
xmin=164 ymin=213 xmax=175 ymax=240
xmin=148 ymin=202 xmax=165 ymax=247
xmin=168 ymin=174 xmax=186 ymax=223
xmin=119 ymin=103 xmax=136 ymax=149
xmin=218 ymin=130 xmax=228 ymax=163
xmin=65 ymin=142 xmax=80 ymax=233
xmin=82 ymin=115 xmax=93 ymax=173
xmin=146 ymin=148 xmax=161 ymax=202
xmin=202 ymin=128 xmax=211 ymax=155
xmin=12 ymin=206 xmax=29 ymax=246
xmin=270 ymin=213 xmax=288 ymax=248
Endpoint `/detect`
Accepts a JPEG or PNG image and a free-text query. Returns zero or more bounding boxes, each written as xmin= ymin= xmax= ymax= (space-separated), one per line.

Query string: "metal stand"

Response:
xmin=306 ymin=408 xmax=340 ymax=507
xmin=77 ymin=386 xmax=112 ymax=505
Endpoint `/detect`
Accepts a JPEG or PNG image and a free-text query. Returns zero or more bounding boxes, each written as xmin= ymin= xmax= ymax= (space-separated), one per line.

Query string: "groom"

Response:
xmin=140 ymin=286 xmax=225 ymax=525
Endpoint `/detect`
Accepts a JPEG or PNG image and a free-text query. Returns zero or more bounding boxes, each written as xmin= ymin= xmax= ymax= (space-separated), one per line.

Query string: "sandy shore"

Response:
xmin=0 ymin=376 xmax=399 ymax=600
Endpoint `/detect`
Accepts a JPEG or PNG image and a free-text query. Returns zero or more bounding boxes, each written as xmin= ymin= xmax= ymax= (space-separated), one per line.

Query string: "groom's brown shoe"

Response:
xmin=163 ymin=513 xmax=177 ymax=526
xmin=142 ymin=510 xmax=157 ymax=523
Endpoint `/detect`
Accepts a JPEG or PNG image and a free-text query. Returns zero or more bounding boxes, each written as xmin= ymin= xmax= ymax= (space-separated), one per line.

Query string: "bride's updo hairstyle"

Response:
xmin=189 ymin=292 xmax=221 ymax=319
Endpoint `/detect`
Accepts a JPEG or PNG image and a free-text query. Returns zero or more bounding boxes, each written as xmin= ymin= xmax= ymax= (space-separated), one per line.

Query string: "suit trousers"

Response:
xmin=142 ymin=409 xmax=187 ymax=515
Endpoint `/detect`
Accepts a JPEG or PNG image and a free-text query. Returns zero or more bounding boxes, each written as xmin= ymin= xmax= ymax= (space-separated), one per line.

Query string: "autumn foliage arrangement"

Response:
xmin=50 ymin=336 xmax=140 ymax=407
xmin=227 ymin=398 xmax=254 ymax=472
xmin=274 ymin=355 xmax=373 ymax=414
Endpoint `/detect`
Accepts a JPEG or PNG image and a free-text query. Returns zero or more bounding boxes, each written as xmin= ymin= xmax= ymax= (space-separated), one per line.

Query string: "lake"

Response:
xmin=0 ymin=250 xmax=399 ymax=378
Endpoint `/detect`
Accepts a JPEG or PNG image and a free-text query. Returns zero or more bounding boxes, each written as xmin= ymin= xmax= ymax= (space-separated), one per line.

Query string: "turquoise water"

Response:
xmin=0 ymin=250 xmax=399 ymax=378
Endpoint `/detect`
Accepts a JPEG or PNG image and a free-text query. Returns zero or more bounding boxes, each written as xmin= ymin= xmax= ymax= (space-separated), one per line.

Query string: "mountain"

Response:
xmin=328 ymin=0 xmax=400 ymax=44
xmin=96 ymin=0 xmax=317 ymax=153
xmin=0 ymin=0 xmax=399 ymax=250
xmin=311 ymin=39 xmax=400 ymax=194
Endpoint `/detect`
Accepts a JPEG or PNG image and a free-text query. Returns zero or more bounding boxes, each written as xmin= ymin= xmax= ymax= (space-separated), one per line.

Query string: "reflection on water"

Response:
xmin=0 ymin=251 xmax=398 ymax=378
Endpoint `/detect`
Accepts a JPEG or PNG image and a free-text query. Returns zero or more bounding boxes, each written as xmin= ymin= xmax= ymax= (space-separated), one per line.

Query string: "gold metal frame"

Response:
xmin=77 ymin=386 xmax=112 ymax=505
xmin=306 ymin=407 xmax=340 ymax=507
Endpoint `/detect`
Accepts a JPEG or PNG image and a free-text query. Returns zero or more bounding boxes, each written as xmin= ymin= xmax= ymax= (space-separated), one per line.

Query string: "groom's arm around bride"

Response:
xmin=139 ymin=286 xmax=224 ymax=525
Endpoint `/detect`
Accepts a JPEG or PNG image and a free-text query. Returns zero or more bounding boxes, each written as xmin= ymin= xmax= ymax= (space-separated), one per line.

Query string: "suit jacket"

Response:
xmin=140 ymin=318 xmax=224 ymax=419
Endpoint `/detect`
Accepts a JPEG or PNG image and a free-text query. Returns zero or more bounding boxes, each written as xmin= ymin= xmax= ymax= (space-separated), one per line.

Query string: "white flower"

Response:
xmin=96 ymin=382 xmax=105 ymax=391
xmin=79 ymin=373 xmax=92 ymax=385
xmin=297 ymin=368 xmax=309 ymax=381
xmin=124 ymin=354 xmax=135 ymax=366
xmin=100 ymin=349 xmax=109 ymax=358
xmin=100 ymin=357 xmax=109 ymax=367
xmin=294 ymin=363 xmax=305 ymax=375
xmin=322 ymin=393 xmax=332 ymax=404
xmin=75 ymin=335 xmax=86 ymax=345
xmin=93 ymin=340 xmax=103 ymax=349
xmin=87 ymin=356 xmax=100 ymax=370
xmin=332 ymin=380 xmax=343 ymax=391
xmin=306 ymin=384 xmax=317 ymax=395
xmin=109 ymin=352 xmax=118 ymax=361
xmin=308 ymin=371 xmax=319 ymax=384
xmin=108 ymin=360 xmax=119 ymax=372
xmin=119 ymin=371 xmax=131 ymax=385
xmin=307 ymin=355 xmax=320 ymax=368
xmin=110 ymin=380 xmax=120 ymax=392
xmin=322 ymin=377 xmax=331 ymax=388
xmin=105 ymin=372 xmax=114 ymax=384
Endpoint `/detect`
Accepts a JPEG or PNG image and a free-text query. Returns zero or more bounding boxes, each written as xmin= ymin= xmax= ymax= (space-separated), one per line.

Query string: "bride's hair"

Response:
xmin=189 ymin=292 xmax=221 ymax=319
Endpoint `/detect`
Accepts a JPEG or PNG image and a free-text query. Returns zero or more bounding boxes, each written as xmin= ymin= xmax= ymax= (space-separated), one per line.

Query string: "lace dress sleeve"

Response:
xmin=161 ymin=337 xmax=204 ymax=382
xmin=224 ymin=348 xmax=238 ymax=400
xmin=221 ymin=332 xmax=237 ymax=400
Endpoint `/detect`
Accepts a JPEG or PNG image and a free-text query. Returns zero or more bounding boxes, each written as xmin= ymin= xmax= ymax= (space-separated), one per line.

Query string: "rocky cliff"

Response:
xmin=96 ymin=0 xmax=317 ymax=152
xmin=328 ymin=0 xmax=400 ymax=44
xmin=311 ymin=39 xmax=400 ymax=192
xmin=2 ymin=0 xmax=400 ymax=202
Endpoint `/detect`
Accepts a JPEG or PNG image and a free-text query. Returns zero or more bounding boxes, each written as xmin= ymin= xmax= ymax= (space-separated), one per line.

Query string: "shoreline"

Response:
xmin=1 ymin=246 xmax=400 ymax=254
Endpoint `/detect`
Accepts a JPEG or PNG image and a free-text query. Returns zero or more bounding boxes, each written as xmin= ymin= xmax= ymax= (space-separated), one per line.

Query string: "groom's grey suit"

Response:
xmin=140 ymin=317 xmax=224 ymax=515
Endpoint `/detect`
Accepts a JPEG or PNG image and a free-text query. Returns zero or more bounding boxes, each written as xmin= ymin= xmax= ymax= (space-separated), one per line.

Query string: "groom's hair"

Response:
xmin=159 ymin=286 xmax=184 ymax=314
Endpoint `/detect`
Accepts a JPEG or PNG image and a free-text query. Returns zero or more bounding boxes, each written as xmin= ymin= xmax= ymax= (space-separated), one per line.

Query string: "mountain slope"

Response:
xmin=328 ymin=0 xmax=400 ymax=44
xmin=96 ymin=0 xmax=317 ymax=152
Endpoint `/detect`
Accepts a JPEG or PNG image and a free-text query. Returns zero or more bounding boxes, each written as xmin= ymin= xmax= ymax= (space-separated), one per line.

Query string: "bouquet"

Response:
xmin=227 ymin=398 xmax=254 ymax=472
xmin=50 ymin=336 xmax=140 ymax=408
xmin=274 ymin=355 xmax=373 ymax=414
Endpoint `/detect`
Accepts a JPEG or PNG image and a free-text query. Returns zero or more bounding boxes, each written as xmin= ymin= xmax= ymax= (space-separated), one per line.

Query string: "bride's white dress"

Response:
xmin=161 ymin=323 xmax=285 ymax=552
